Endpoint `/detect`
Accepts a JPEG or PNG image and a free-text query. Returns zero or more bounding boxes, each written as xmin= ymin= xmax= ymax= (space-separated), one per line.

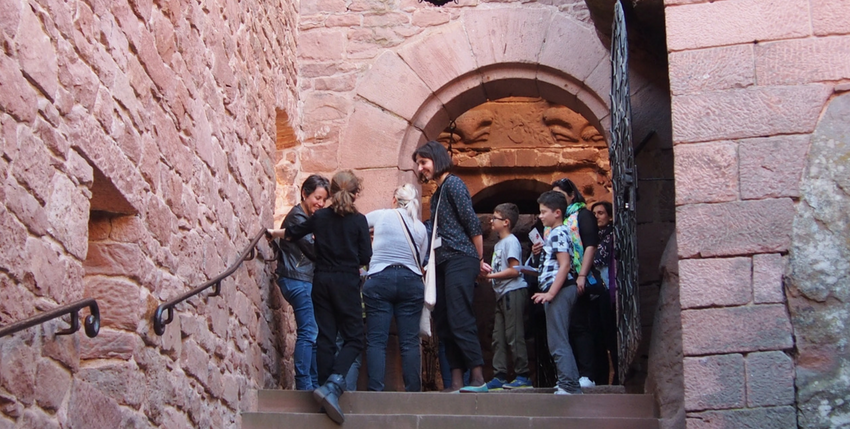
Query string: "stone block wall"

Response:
xmin=666 ymin=0 xmax=850 ymax=427
xmin=0 ymin=0 xmax=298 ymax=427
xmin=283 ymin=0 xmax=600 ymax=217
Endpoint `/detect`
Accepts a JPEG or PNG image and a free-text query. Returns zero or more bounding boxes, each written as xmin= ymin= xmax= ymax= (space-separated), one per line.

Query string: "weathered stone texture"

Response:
xmin=77 ymin=361 xmax=145 ymax=409
xmin=33 ymin=359 xmax=71 ymax=412
xmin=85 ymin=277 xmax=143 ymax=331
xmin=0 ymin=57 xmax=39 ymax=123
xmin=679 ymin=257 xmax=751 ymax=309
xmin=755 ymin=36 xmax=850 ymax=85
xmin=397 ymin=22 xmax=477 ymax=92
xmin=644 ymin=234 xmax=686 ymax=429
xmin=745 ymin=351 xmax=795 ymax=408
xmin=665 ymin=0 xmax=810 ymax=51
xmin=686 ymin=406 xmax=797 ymax=429
xmin=0 ymin=337 xmax=37 ymax=406
xmin=68 ymin=380 xmax=125 ymax=429
xmin=0 ymin=0 xmax=296 ymax=425
xmin=668 ymin=44 xmax=754 ymax=95
xmin=683 ymin=354 xmax=745 ymax=411
xmin=354 ymin=168 xmax=407 ymax=214
xmin=787 ymin=92 xmax=850 ymax=428
xmin=671 ymin=85 xmax=831 ymax=143
xmin=676 ymin=199 xmax=794 ymax=259
xmin=355 ymin=52 xmax=432 ymax=121
xmin=15 ymin=5 xmax=59 ymax=100
xmin=738 ymin=134 xmax=809 ymax=200
xmin=681 ymin=305 xmax=793 ymax=356
xmin=811 ymin=0 xmax=850 ymax=36
xmin=752 ymin=253 xmax=786 ymax=304
xmin=339 ymin=101 xmax=407 ymax=169
xmin=673 ymin=141 xmax=738 ymax=205
xmin=463 ymin=8 xmax=551 ymax=66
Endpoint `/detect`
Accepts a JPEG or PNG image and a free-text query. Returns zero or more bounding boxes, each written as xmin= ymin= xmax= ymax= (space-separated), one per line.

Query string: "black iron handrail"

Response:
xmin=153 ymin=228 xmax=272 ymax=335
xmin=0 ymin=298 xmax=100 ymax=338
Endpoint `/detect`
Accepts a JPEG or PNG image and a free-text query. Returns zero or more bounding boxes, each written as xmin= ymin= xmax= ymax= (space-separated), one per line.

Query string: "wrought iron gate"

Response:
xmin=609 ymin=0 xmax=640 ymax=383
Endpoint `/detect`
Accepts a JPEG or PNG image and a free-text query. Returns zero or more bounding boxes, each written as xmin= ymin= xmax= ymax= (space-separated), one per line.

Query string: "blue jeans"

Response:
xmin=278 ymin=277 xmax=318 ymax=390
xmin=363 ymin=266 xmax=424 ymax=392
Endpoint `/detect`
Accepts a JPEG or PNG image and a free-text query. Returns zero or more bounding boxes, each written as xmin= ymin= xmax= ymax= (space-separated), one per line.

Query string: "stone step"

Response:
xmin=242 ymin=412 xmax=660 ymax=429
xmin=256 ymin=390 xmax=656 ymax=418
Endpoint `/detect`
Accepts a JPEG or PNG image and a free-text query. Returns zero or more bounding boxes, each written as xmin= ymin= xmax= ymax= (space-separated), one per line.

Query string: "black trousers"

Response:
xmin=434 ymin=255 xmax=484 ymax=371
xmin=312 ymin=270 xmax=364 ymax=385
xmin=569 ymin=277 xmax=610 ymax=383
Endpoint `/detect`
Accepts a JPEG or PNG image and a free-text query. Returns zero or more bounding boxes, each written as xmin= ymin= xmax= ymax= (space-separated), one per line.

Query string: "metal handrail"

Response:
xmin=0 ymin=298 xmax=100 ymax=338
xmin=153 ymin=228 xmax=272 ymax=336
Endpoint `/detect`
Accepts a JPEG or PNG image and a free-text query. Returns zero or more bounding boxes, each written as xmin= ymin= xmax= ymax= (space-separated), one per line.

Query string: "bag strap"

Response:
xmin=395 ymin=210 xmax=422 ymax=266
xmin=430 ymin=185 xmax=443 ymax=248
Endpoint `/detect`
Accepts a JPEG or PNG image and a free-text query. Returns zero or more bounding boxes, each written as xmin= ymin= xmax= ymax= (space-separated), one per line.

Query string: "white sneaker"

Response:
xmin=554 ymin=387 xmax=571 ymax=395
xmin=579 ymin=377 xmax=596 ymax=388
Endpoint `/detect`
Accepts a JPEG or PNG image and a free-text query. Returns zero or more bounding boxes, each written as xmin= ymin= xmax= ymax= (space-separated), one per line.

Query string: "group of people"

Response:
xmin=267 ymin=141 xmax=617 ymax=423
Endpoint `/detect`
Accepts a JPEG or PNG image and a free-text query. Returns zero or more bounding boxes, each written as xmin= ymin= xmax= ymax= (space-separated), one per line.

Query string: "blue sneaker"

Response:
xmin=485 ymin=377 xmax=508 ymax=391
xmin=503 ymin=375 xmax=533 ymax=390
xmin=459 ymin=383 xmax=489 ymax=393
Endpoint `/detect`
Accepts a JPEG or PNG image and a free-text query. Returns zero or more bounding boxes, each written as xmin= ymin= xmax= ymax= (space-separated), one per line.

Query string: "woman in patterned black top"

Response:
xmin=413 ymin=141 xmax=492 ymax=393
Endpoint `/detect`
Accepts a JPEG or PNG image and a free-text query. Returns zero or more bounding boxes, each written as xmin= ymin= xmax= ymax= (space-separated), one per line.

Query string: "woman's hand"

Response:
xmin=576 ymin=275 xmax=586 ymax=295
xmin=266 ymin=228 xmax=286 ymax=239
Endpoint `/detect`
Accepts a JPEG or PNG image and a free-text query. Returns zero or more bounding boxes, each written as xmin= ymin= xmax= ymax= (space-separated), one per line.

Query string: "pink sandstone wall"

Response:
xmin=0 ymin=0 xmax=298 ymax=427
xmin=666 ymin=0 xmax=850 ymax=427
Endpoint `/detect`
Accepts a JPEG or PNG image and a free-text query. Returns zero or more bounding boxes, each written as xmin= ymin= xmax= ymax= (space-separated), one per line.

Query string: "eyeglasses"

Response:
xmin=490 ymin=217 xmax=506 ymax=222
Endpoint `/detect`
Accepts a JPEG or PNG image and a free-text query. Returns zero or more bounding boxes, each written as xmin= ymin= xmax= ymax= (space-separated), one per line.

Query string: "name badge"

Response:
xmin=433 ymin=236 xmax=442 ymax=249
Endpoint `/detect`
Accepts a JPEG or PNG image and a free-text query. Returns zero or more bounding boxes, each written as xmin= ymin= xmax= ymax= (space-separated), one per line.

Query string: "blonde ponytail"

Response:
xmin=329 ymin=170 xmax=362 ymax=216
xmin=394 ymin=183 xmax=420 ymax=222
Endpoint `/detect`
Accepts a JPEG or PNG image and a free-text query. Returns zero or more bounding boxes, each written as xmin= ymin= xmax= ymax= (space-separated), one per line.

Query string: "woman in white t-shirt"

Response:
xmin=363 ymin=184 xmax=428 ymax=391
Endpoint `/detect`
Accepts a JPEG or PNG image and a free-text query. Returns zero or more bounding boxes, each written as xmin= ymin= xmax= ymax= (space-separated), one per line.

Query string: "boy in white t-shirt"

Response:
xmin=484 ymin=203 xmax=532 ymax=390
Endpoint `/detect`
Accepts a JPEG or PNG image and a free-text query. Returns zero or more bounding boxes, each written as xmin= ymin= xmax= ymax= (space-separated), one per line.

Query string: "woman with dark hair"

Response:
xmin=549 ymin=178 xmax=606 ymax=387
xmin=591 ymin=200 xmax=618 ymax=385
xmin=282 ymin=170 xmax=372 ymax=424
xmin=268 ymin=174 xmax=329 ymax=391
xmin=412 ymin=140 xmax=492 ymax=393
xmin=591 ymin=201 xmax=614 ymax=299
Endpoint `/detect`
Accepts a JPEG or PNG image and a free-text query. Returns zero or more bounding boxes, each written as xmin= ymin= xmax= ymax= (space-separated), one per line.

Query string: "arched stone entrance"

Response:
xmin=338 ymin=10 xmax=612 ymax=212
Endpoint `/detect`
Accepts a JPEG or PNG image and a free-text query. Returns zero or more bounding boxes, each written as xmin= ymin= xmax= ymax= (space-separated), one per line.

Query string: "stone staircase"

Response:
xmin=242 ymin=388 xmax=659 ymax=428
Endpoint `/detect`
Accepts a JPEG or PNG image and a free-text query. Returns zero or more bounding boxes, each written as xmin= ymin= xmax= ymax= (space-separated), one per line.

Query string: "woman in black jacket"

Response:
xmin=273 ymin=174 xmax=329 ymax=391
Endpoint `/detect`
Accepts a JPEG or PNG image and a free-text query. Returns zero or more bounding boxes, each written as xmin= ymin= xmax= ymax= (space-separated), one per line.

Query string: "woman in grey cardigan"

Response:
xmin=363 ymin=184 xmax=428 ymax=392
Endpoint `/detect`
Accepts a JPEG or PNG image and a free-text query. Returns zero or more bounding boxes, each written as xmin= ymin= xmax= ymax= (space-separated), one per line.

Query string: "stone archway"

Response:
xmin=337 ymin=9 xmax=612 ymax=212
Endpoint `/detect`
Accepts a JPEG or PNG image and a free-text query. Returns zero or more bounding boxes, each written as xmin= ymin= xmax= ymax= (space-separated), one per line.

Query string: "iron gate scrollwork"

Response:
xmin=610 ymin=0 xmax=640 ymax=383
